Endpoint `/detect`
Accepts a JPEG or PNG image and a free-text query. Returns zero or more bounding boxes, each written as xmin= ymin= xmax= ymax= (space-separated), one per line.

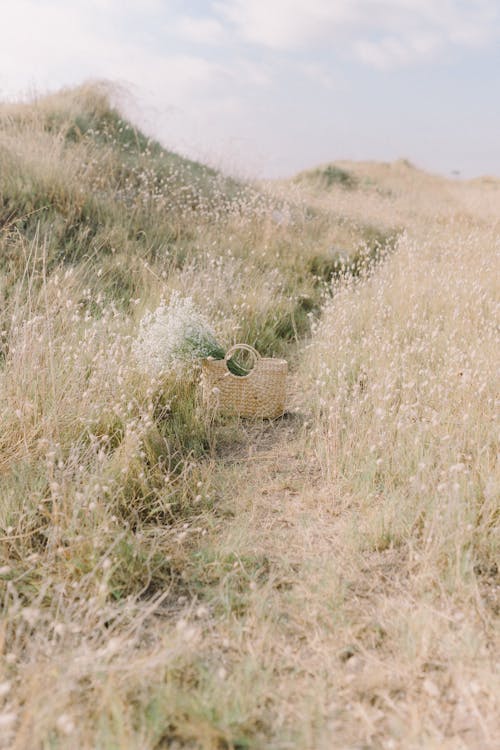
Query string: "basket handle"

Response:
xmin=224 ymin=344 xmax=260 ymax=374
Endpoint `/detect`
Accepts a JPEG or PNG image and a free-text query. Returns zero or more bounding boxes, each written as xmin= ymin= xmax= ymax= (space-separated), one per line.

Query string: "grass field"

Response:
xmin=0 ymin=84 xmax=498 ymax=749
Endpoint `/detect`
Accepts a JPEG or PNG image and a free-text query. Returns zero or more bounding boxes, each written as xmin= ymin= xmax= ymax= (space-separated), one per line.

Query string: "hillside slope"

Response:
xmin=0 ymin=86 xmax=498 ymax=749
xmin=286 ymin=157 xmax=500 ymax=232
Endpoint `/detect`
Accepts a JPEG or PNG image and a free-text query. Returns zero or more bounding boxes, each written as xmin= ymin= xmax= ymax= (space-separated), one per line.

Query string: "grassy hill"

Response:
xmin=0 ymin=85 xmax=498 ymax=749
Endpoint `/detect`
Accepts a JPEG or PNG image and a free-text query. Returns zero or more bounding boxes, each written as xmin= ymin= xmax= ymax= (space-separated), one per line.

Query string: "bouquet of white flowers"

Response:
xmin=134 ymin=292 xmax=245 ymax=376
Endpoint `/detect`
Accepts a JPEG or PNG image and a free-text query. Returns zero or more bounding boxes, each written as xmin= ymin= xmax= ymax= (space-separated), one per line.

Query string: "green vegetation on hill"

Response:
xmin=295 ymin=163 xmax=358 ymax=190
xmin=0 ymin=84 xmax=246 ymax=285
xmin=0 ymin=84 xmax=396 ymax=337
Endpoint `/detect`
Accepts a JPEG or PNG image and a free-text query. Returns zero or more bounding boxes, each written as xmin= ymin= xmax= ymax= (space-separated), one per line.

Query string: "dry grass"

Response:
xmin=0 ymin=87 xmax=499 ymax=749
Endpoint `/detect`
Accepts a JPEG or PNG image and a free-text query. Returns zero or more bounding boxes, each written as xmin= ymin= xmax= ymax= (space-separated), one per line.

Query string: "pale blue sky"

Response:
xmin=1 ymin=0 xmax=499 ymax=178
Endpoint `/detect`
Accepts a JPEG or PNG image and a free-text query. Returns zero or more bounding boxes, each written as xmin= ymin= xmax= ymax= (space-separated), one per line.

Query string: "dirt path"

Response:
xmin=167 ymin=290 xmax=499 ymax=748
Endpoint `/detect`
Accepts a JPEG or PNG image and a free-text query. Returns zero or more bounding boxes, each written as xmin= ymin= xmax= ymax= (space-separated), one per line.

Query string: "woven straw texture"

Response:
xmin=201 ymin=344 xmax=288 ymax=418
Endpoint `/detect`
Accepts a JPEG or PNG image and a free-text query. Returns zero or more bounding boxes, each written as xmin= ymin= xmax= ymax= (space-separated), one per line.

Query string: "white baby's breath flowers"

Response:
xmin=133 ymin=292 xmax=223 ymax=376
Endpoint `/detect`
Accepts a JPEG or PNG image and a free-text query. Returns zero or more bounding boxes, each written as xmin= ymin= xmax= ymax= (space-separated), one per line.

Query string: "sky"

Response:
xmin=1 ymin=0 xmax=499 ymax=179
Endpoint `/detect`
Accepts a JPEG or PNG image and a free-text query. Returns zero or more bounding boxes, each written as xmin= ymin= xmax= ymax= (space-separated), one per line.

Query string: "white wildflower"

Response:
xmin=0 ymin=712 xmax=17 ymax=729
xmin=133 ymin=292 xmax=223 ymax=376
xmin=56 ymin=714 xmax=75 ymax=735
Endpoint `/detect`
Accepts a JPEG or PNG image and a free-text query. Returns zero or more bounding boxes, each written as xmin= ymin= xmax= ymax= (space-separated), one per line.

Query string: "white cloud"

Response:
xmin=89 ymin=0 xmax=167 ymax=11
xmin=296 ymin=61 xmax=342 ymax=91
xmin=213 ymin=0 xmax=500 ymax=66
xmin=214 ymin=0 xmax=352 ymax=49
xmin=0 ymin=1 xmax=261 ymax=102
xmin=353 ymin=31 xmax=443 ymax=69
xmin=175 ymin=15 xmax=227 ymax=45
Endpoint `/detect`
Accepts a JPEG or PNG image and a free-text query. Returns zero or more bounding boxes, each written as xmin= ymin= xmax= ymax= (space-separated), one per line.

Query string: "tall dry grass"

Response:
xmin=1 ymin=86 xmax=499 ymax=749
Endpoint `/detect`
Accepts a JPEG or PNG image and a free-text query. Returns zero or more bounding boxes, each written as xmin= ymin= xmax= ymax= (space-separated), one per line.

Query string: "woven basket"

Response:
xmin=201 ymin=344 xmax=288 ymax=419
